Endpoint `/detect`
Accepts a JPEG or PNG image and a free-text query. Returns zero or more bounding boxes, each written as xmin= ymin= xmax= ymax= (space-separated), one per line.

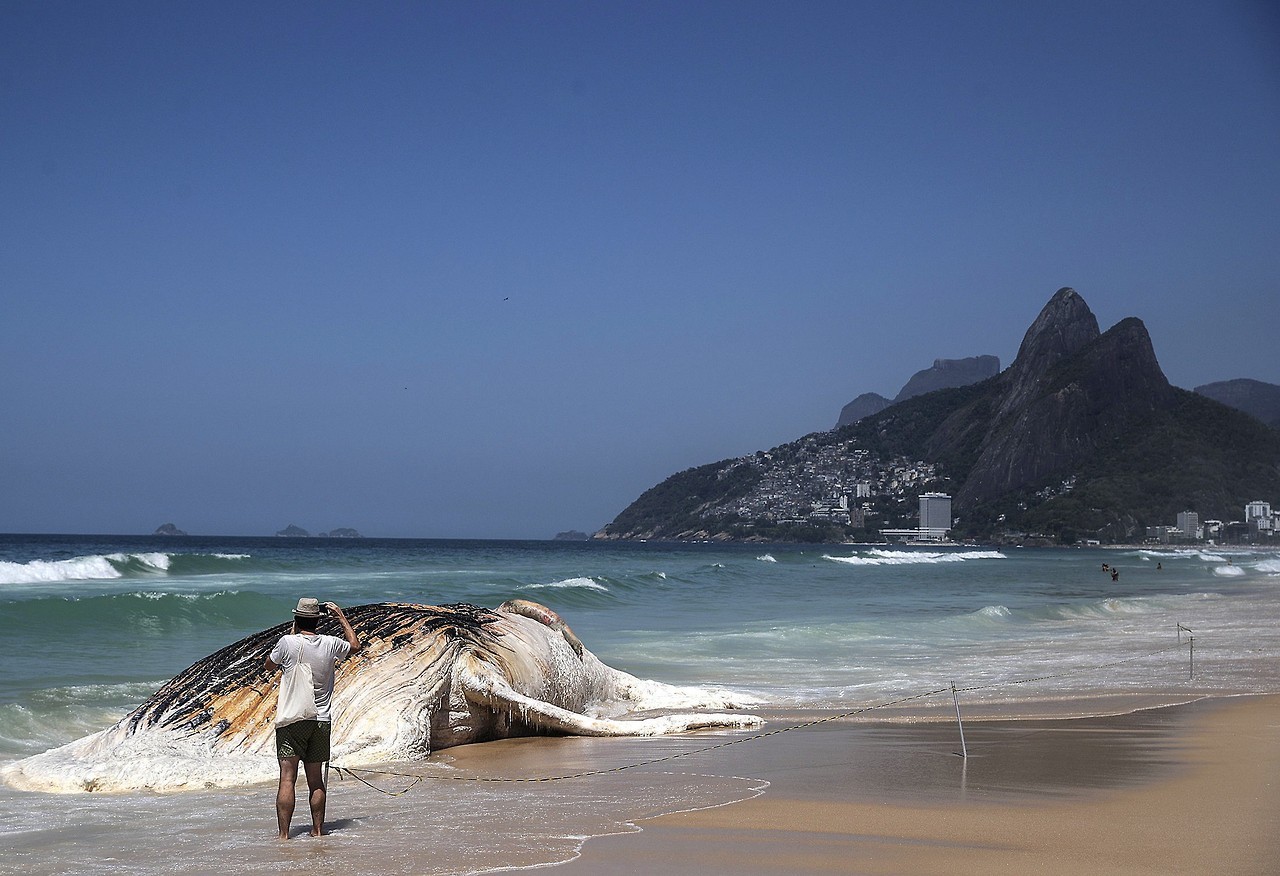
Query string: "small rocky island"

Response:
xmin=154 ymin=523 xmax=188 ymax=536
xmin=274 ymin=525 xmax=363 ymax=538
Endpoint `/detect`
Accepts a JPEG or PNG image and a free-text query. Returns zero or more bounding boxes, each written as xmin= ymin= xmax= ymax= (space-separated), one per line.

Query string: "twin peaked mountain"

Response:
xmin=599 ymin=288 xmax=1280 ymax=543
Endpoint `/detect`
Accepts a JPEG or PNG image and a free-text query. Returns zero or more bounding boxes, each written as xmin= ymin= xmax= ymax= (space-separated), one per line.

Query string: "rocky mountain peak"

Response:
xmin=1195 ymin=378 xmax=1280 ymax=429
xmin=836 ymin=392 xmax=893 ymax=427
xmin=894 ymin=355 xmax=1001 ymax=403
xmin=1013 ymin=287 xmax=1100 ymax=365
xmin=997 ymin=287 xmax=1101 ymax=419
xmin=836 ymin=356 xmax=1000 ymax=428
xmin=957 ymin=310 xmax=1173 ymax=506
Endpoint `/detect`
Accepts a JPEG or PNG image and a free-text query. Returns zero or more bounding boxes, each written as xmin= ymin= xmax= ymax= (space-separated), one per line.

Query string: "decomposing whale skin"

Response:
xmin=2 ymin=601 xmax=762 ymax=793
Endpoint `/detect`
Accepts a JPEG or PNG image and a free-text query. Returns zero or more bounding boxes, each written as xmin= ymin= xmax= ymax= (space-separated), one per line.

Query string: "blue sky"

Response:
xmin=3 ymin=1 xmax=1278 ymax=538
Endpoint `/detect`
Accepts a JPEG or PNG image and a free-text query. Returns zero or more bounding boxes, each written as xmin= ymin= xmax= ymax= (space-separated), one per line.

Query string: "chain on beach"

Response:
xmin=330 ymin=634 xmax=1196 ymax=795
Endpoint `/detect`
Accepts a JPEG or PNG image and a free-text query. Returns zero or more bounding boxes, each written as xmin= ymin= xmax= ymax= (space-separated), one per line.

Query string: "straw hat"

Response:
xmin=293 ymin=597 xmax=322 ymax=618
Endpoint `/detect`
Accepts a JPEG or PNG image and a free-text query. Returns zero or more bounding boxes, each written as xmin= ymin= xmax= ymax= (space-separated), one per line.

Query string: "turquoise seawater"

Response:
xmin=3 ymin=533 xmax=1278 ymax=757
xmin=1 ymin=534 xmax=1277 ymax=874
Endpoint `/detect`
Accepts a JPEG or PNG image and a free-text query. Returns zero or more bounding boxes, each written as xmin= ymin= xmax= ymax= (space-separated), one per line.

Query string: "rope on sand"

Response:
xmin=331 ymin=637 xmax=1193 ymax=794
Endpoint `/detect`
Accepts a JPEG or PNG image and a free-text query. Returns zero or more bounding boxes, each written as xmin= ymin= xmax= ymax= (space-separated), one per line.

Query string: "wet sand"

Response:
xmin=3 ymin=696 xmax=1274 ymax=875
xmin=549 ymin=695 xmax=1280 ymax=875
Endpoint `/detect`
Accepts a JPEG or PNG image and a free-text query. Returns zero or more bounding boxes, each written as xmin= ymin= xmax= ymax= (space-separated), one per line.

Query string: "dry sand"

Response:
xmin=550 ymin=695 xmax=1280 ymax=875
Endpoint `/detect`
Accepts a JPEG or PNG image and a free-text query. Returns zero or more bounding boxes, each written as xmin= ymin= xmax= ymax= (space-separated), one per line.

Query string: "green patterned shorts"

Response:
xmin=275 ymin=720 xmax=331 ymax=763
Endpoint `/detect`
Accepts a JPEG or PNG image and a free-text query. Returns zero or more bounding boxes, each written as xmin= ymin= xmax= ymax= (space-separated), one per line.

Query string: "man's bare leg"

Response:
xmin=303 ymin=760 xmax=327 ymax=837
xmin=276 ymin=757 xmax=300 ymax=839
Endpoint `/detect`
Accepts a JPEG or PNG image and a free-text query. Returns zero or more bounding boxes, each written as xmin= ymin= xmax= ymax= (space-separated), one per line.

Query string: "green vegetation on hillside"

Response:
xmin=604 ymin=460 xmax=761 ymax=538
xmin=1010 ymin=389 xmax=1280 ymax=539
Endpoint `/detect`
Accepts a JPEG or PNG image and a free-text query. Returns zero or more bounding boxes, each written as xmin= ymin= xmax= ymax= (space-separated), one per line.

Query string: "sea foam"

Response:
xmin=0 ymin=552 xmax=176 ymax=585
xmin=522 ymin=577 xmax=609 ymax=592
xmin=822 ymin=549 xmax=1006 ymax=566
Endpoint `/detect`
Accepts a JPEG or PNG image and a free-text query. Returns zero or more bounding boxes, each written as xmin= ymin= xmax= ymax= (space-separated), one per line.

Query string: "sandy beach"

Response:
xmin=3 ymin=693 xmax=1276 ymax=875
xmin=547 ymin=695 xmax=1280 ymax=875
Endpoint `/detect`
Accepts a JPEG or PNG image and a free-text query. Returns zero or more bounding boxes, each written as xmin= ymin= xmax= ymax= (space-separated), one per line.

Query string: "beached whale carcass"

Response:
xmin=2 ymin=600 xmax=761 ymax=793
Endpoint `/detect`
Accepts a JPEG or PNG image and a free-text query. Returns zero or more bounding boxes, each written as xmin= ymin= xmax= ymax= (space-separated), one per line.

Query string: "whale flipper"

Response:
xmin=457 ymin=653 xmax=759 ymax=737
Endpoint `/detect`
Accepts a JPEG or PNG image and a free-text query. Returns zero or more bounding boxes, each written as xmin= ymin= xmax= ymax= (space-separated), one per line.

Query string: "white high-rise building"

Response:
xmin=1176 ymin=510 xmax=1200 ymax=540
xmin=1246 ymin=501 xmax=1273 ymax=534
xmin=919 ymin=492 xmax=952 ymax=537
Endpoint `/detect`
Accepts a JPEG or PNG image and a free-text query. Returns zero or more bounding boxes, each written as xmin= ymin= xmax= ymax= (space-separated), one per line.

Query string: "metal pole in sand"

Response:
xmin=951 ymin=681 xmax=968 ymax=759
xmin=1189 ymin=636 xmax=1194 ymax=680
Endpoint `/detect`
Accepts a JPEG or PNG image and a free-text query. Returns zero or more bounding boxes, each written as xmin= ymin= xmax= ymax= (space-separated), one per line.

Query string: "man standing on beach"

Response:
xmin=265 ymin=598 xmax=361 ymax=839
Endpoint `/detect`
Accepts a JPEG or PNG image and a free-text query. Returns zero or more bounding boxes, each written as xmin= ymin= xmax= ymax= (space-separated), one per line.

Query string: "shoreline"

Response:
xmin=547 ymin=693 xmax=1280 ymax=875
xmin=2 ymin=693 xmax=1275 ymax=875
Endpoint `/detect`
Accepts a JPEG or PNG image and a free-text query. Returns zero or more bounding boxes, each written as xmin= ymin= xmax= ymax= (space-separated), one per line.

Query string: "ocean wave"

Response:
xmin=122 ymin=590 xmax=239 ymax=602
xmin=756 ymin=554 xmax=777 ymax=563
xmin=522 ymin=577 xmax=610 ymax=593
xmin=0 ymin=551 xmax=261 ymax=585
xmin=1213 ymin=564 xmax=1246 ymax=577
xmin=1136 ymin=549 xmax=1185 ymax=558
xmin=971 ymin=592 xmax=1220 ymax=627
xmin=1040 ymin=598 xmax=1160 ymax=621
xmin=0 ymin=554 xmax=132 ymax=585
xmin=0 ymin=590 xmax=278 ymax=639
xmin=0 ymin=682 xmax=158 ymax=759
xmin=823 ymin=549 xmax=1006 ymax=566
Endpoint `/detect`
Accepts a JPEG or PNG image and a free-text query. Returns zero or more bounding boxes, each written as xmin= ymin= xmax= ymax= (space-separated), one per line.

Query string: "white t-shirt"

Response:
xmin=270 ymin=633 xmax=351 ymax=722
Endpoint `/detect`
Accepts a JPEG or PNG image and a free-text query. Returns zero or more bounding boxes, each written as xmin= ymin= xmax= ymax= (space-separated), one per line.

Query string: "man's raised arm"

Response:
xmin=324 ymin=602 xmax=361 ymax=655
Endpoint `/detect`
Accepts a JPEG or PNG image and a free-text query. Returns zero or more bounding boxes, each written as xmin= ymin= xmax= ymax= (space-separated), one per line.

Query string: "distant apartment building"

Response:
xmin=1245 ymin=501 xmax=1273 ymax=534
xmin=880 ymin=492 xmax=953 ymax=542
xmin=1176 ymin=510 xmax=1201 ymax=540
xmin=918 ymin=492 xmax=952 ymax=539
xmin=808 ymin=492 xmax=851 ymax=523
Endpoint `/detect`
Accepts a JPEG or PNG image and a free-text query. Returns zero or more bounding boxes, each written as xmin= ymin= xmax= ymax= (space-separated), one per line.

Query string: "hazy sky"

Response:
xmin=3 ymin=1 xmax=1278 ymax=538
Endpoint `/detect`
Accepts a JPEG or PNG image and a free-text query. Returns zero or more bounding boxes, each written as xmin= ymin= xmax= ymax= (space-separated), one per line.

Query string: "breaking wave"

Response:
xmin=521 ymin=577 xmax=610 ymax=593
xmin=0 ymin=552 xmax=255 ymax=586
xmin=0 ymin=553 xmax=168 ymax=585
xmin=822 ymin=549 xmax=1006 ymax=566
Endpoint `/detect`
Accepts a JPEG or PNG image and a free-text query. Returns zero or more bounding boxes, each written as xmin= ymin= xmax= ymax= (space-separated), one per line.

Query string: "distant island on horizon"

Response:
xmin=151 ymin=524 xmax=365 ymax=538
